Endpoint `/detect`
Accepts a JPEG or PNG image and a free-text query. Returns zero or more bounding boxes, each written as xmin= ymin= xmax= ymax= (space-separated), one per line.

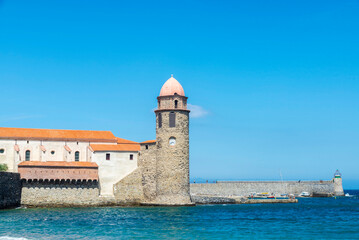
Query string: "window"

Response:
xmin=0 ymin=149 xmax=4 ymax=154
xmin=27 ymin=141 xmax=29 ymax=144
xmin=51 ymin=151 xmax=55 ymax=155
xmin=145 ymin=145 xmax=148 ymax=150
xmin=158 ymin=113 xmax=162 ymax=128
xmin=130 ymin=154 xmax=133 ymax=160
xmin=106 ymin=153 xmax=110 ymax=160
xmin=169 ymin=112 xmax=176 ymax=127
xmin=75 ymin=151 xmax=80 ymax=161
xmin=25 ymin=150 xmax=30 ymax=161
xmin=174 ymin=100 xmax=178 ymax=109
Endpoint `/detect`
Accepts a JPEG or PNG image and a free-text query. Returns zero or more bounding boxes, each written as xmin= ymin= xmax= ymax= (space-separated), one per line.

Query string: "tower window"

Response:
xmin=174 ymin=100 xmax=178 ymax=109
xmin=130 ymin=154 xmax=133 ymax=160
xmin=145 ymin=145 xmax=148 ymax=150
xmin=75 ymin=151 xmax=80 ymax=161
xmin=106 ymin=153 xmax=110 ymax=160
xmin=0 ymin=149 xmax=4 ymax=154
xmin=158 ymin=113 xmax=162 ymax=128
xmin=25 ymin=150 xmax=31 ymax=161
xmin=169 ymin=112 xmax=176 ymax=127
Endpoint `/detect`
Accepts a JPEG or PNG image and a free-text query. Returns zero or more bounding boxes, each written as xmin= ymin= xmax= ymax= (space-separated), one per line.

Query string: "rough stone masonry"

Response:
xmin=113 ymin=76 xmax=193 ymax=206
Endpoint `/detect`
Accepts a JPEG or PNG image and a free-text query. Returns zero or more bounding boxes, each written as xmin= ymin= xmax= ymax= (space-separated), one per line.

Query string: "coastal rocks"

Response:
xmin=312 ymin=192 xmax=334 ymax=197
xmin=243 ymin=198 xmax=298 ymax=204
xmin=191 ymin=195 xmax=298 ymax=205
xmin=191 ymin=195 xmax=236 ymax=204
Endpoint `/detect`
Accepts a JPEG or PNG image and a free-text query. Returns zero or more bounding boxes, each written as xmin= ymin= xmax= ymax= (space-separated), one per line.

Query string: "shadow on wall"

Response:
xmin=0 ymin=172 xmax=22 ymax=209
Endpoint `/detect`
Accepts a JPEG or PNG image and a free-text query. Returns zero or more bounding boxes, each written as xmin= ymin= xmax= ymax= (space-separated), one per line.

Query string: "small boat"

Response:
xmin=299 ymin=192 xmax=310 ymax=197
xmin=249 ymin=192 xmax=277 ymax=199
xmin=256 ymin=192 xmax=270 ymax=198
xmin=345 ymin=193 xmax=354 ymax=197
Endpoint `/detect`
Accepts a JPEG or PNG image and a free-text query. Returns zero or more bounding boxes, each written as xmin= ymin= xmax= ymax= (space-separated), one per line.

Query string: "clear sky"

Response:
xmin=1 ymin=0 xmax=358 ymax=188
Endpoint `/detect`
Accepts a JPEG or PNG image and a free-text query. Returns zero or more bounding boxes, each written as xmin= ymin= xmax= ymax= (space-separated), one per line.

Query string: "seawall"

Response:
xmin=190 ymin=179 xmax=341 ymax=197
xmin=0 ymin=172 xmax=22 ymax=209
xmin=21 ymin=180 xmax=116 ymax=207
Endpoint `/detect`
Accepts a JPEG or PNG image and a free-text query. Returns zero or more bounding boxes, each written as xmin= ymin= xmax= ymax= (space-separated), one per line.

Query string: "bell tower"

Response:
xmin=153 ymin=75 xmax=192 ymax=205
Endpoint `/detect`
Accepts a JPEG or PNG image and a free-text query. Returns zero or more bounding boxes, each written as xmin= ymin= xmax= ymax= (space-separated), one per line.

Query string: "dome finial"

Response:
xmin=171 ymin=74 xmax=173 ymax=78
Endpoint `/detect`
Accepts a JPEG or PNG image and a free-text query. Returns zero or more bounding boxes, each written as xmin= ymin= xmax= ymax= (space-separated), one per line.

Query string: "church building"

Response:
xmin=0 ymin=76 xmax=192 ymax=205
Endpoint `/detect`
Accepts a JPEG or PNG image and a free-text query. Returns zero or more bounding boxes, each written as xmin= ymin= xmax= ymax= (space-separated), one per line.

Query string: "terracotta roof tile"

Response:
xmin=90 ymin=144 xmax=140 ymax=152
xmin=140 ymin=140 xmax=156 ymax=144
xmin=116 ymin=137 xmax=139 ymax=144
xmin=18 ymin=161 xmax=98 ymax=168
xmin=0 ymin=127 xmax=117 ymax=142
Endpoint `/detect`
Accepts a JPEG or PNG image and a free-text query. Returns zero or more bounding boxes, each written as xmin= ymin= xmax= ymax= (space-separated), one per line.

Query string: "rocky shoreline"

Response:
xmin=191 ymin=195 xmax=298 ymax=205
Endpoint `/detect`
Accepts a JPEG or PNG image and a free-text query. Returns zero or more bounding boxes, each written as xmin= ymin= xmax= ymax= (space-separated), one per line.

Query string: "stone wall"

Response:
xmin=21 ymin=181 xmax=114 ymax=207
xmin=0 ymin=172 xmax=21 ymax=209
xmin=190 ymin=180 xmax=338 ymax=197
xmin=112 ymin=110 xmax=193 ymax=206
xmin=157 ymin=95 xmax=187 ymax=110
xmin=93 ymin=150 xmax=138 ymax=196
xmin=112 ymin=142 xmax=158 ymax=205
xmin=139 ymin=142 xmax=157 ymax=201
xmin=113 ymin=168 xmax=144 ymax=205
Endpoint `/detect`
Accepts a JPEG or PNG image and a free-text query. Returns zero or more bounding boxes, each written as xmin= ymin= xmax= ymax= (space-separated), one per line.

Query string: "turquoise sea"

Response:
xmin=1 ymin=190 xmax=358 ymax=240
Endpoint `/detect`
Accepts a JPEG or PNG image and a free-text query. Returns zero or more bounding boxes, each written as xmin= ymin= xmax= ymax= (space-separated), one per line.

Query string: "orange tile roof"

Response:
xmin=18 ymin=161 xmax=98 ymax=168
xmin=0 ymin=127 xmax=117 ymax=142
xmin=90 ymin=143 xmax=140 ymax=152
xmin=140 ymin=140 xmax=156 ymax=144
xmin=116 ymin=137 xmax=139 ymax=144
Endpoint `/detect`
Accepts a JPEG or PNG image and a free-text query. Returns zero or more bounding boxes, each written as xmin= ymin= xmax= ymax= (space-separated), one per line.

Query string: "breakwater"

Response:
xmin=190 ymin=179 xmax=344 ymax=197
xmin=0 ymin=172 xmax=22 ymax=209
xmin=190 ymin=195 xmax=298 ymax=204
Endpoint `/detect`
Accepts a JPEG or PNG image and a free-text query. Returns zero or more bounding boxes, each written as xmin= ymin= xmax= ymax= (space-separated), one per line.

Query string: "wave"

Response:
xmin=0 ymin=237 xmax=29 ymax=240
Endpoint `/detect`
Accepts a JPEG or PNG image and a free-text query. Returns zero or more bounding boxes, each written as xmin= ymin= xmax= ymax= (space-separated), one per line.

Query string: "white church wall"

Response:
xmin=92 ymin=151 xmax=138 ymax=196
xmin=0 ymin=139 xmax=118 ymax=172
xmin=0 ymin=139 xmax=17 ymax=172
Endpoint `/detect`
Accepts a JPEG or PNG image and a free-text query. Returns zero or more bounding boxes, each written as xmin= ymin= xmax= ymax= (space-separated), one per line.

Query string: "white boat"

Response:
xmin=345 ymin=193 xmax=354 ymax=197
xmin=299 ymin=192 xmax=310 ymax=197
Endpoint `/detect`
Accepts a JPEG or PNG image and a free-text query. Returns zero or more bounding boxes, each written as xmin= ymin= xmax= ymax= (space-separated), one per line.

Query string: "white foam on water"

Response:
xmin=0 ymin=237 xmax=29 ymax=240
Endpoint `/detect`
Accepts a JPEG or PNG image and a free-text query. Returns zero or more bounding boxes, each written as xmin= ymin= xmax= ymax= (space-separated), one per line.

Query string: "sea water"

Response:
xmin=0 ymin=190 xmax=358 ymax=240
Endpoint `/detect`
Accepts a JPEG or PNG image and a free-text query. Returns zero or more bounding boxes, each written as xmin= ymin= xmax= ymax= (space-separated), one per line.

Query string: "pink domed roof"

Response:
xmin=159 ymin=75 xmax=185 ymax=96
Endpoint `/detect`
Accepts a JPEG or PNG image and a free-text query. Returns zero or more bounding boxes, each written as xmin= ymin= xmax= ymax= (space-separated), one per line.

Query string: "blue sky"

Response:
xmin=0 ymin=0 xmax=358 ymax=188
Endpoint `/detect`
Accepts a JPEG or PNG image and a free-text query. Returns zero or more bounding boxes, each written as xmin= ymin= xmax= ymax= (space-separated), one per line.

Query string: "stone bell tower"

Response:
xmin=153 ymin=75 xmax=192 ymax=205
